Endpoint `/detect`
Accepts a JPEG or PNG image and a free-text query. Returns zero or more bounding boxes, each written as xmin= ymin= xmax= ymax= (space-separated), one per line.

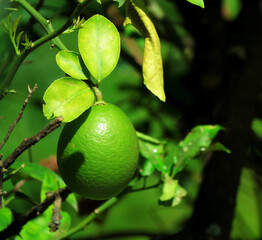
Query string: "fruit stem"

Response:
xmin=92 ymin=85 xmax=104 ymax=103
xmin=85 ymin=80 xmax=104 ymax=103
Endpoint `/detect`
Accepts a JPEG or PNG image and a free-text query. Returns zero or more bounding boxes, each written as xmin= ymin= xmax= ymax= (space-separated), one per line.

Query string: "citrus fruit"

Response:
xmin=57 ymin=102 xmax=139 ymax=200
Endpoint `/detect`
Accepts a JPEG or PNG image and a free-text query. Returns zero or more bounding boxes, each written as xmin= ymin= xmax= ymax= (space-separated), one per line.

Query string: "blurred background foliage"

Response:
xmin=1 ymin=0 xmax=262 ymax=239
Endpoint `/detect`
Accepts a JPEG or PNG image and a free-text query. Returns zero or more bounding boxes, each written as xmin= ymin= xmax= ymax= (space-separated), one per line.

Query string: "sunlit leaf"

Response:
xmin=172 ymin=125 xmax=227 ymax=175
xmin=78 ymin=14 xmax=120 ymax=82
xmin=139 ymin=158 xmax=155 ymax=176
xmin=56 ymin=50 xmax=89 ymax=80
xmin=65 ymin=192 xmax=78 ymax=212
xmin=159 ymin=178 xmax=177 ymax=201
xmin=178 ymin=125 xmax=225 ymax=159
xmin=43 ymin=77 xmax=95 ymax=123
xmin=159 ymin=176 xmax=187 ymax=207
xmin=186 ymin=0 xmax=205 ymax=8
xmin=40 ymin=172 xmax=59 ymax=202
xmin=139 ymin=140 xmax=166 ymax=175
xmin=0 ymin=208 xmax=12 ymax=231
xmin=9 ymin=161 xmax=78 ymax=211
xmin=16 ymin=206 xmax=71 ymax=240
xmin=116 ymin=0 xmax=125 ymax=7
xmin=124 ymin=0 xmax=166 ymax=102
xmin=9 ymin=161 xmax=56 ymax=182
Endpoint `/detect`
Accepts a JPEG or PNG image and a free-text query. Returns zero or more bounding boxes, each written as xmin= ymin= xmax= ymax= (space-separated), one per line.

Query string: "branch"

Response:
xmin=0 ymin=84 xmax=38 ymax=152
xmin=24 ymin=0 xmax=45 ymax=33
xmin=3 ymin=116 xmax=64 ymax=169
xmin=0 ymin=187 xmax=72 ymax=239
xmin=5 ymin=179 xmax=26 ymax=198
xmin=0 ymin=0 xmax=91 ymax=100
xmin=0 ymin=159 xmax=5 ymax=208
xmin=15 ymin=0 xmax=67 ymax=50
xmin=48 ymin=192 xmax=62 ymax=232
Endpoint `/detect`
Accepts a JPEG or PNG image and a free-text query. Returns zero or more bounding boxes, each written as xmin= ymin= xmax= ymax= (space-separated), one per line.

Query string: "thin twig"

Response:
xmin=5 ymin=179 xmax=27 ymax=198
xmin=15 ymin=0 xmax=67 ymax=50
xmin=0 ymin=187 xmax=72 ymax=239
xmin=3 ymin=116 xmax=64 ymax=169
xmin=3 ymin=164 xmax=25 ymax=182
xmin=0 ymin=0 xmax=91 ymax=100
xmin=0 ymin=160 xmax=4 ymax=208
xmin=48 ymin=192 xmax=62 ymax=232
xmin=130 ymin=181 xmax=162 ymax=193
xmin=0 ymin=84 xmax=38 ymax=152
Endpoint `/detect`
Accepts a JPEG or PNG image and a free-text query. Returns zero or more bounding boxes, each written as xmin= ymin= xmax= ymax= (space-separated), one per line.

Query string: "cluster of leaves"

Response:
xmin=42 ymin=0 xmax=206 ymax=118
xmin=1 ymin=15 xmax=31 ymax=55
xmin=43 ymin=14 xmax=121 ymax=122
xmin=43 ymin=0 xmax=171 ymax=123
xmin=138 ymin=125 xmax=230 ymax=207
xmin=0 ymin=161 xmax=76 ymax=239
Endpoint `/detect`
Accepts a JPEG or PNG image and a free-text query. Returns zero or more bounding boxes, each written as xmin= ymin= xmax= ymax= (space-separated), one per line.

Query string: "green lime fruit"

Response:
xmin=57 ymin=102 xmax=139 ymax=200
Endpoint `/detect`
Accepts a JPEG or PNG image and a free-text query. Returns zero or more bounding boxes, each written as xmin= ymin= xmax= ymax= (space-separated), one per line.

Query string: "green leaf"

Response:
xmin=231 ymin=168 xmax=262 ymax=239
xmin=159 ymin=176 xmax=187 ymax=207
xmin=17 ymin=207 xmax=71 ymax=240
xmin=65 ymin=192 xmax=78 ymax=212
xmin=251 ymin=118 xmax=262 ymax=139
xmin=12 ymin=16 xmax=20 ymax=37
xmin=9 ymin=161 xmax=55 ymax=182
xmin=78 ymin=14 xmax=120 ymax=83
xmin=124 ymin=0 xmax=166 ymax=102
xmin=160 ymin=178 xmax=177 ymax=201
xmin=9 ymin=161 xmax=78 ymax=212
xmin=222 ymin=0 xmax=242 ymax=21
xmin=8 ymin=15 xmax=12 ymax=35
xmin=178 ymin=125 xmax=225 ymax=159
xmin=186 ymin=0 xmax=205 ymax=8
xmin=207 ymin=142 xmax=231 ymax=154
xmin=43 ymin=77 xmax=95 ymax=123
xmin=0 ymin=208 xmax=12 ymax=231
xmin=16 ymin=31 xmax=23 ymax=46
xmin=139 ymin=158 xmax=155 ymax=176
xmin=116 ymin=0 xmax=125 ymax=7
xmin=139 ymin=140 xmax=166 ymax=175
xmin=56 ymin=50 xmax=89 ymax=80
xmin=40 ymin=172 xmax=59 ymax=202
xmin=172 ymin=125 xmax=226 ymax=176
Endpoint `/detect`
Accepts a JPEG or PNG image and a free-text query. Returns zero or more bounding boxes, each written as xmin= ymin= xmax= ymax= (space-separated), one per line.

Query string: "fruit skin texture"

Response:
xmin=57 ymin=103 xmax=139 ymax=200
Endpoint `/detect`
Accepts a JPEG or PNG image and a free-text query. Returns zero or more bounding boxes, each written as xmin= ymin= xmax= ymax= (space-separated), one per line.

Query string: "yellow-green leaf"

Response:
xmin=78 ymin=15 xmax=120 ymax=83
xmin=56 ymin=50 xmax=89 ymax=80
xmin=124 ymin=0 xmax=166 ymax=102
xmin=43 ymin=78 xmax=95 ymax=123
xmin=186 ymin=0 xmax=205 ymax=8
